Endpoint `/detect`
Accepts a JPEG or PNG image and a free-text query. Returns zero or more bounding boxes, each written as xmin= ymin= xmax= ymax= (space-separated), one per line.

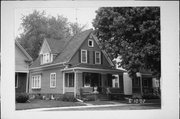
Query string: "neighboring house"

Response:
xmin=29 ymin=29 xmax=125 ymax=98
xmin=115 ymin=58 xmax=160 ymax=97
xmin=15 ymin=41 xmax=32 ymax=93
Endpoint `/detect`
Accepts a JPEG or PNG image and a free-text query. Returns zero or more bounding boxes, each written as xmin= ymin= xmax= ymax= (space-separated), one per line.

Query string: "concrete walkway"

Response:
xmin=20 ymin=102 xmax=157 ymax=112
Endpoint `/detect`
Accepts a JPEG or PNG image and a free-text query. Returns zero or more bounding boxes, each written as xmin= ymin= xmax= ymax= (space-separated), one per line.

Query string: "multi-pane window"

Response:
xmin=133 ymin=77 xmax=140 ymax=87
xmin=50 ymin=73 xmax=56 ymax=88
xmin=41 ymin=53 xmax=52 ymax=64
xmin=95 ymin=51 xmax=101 ymax=64
xmin=65 ymin=73 xmax=74 ymax=87
xmin=143 ymin=79 xmax=148 ymax=87
xmin=88 ymin=39 xmax=94 ymax=47
xmin=81 ymin=50 xmax=87 ymax=63
xmin=32 ymin=75 xmax=41 ymax=89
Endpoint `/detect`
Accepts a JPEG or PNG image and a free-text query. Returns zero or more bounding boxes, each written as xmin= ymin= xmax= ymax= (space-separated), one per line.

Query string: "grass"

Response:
xmin=16 ymin=99 xmax=86 ymax=110
xmin=16 ymin=98 xmax=161 ymax=111
xmin=46 ymin=103 xmax=161 ymax=111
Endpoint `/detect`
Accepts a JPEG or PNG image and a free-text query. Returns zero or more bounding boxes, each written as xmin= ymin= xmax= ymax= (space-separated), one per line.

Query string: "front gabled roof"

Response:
xmin=30 ymin=29 xmax=93 ymax=69
xmin=15 ymin=40 xmax=33 ymax=61
xmin=53 ymin=29 xmax=93 ymax=64
xmin=30 ymin=29 xmax=116 ymax=69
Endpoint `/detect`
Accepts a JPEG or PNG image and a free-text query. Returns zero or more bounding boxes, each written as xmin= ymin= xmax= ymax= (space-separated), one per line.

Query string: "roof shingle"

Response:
xmin=30 ymin=29 xmax=93 ymax=68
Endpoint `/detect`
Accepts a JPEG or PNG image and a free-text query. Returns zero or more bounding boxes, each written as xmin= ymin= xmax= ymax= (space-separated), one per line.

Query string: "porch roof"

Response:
xmin=61 ymin=67 xmax=125 ymax=74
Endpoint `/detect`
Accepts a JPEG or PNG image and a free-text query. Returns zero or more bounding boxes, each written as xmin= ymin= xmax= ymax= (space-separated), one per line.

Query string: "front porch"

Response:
xmin=15 ymin=72 xmax=29 ymax=94
xmin=132 ymin=74 xmax=160 ymax=98
xmin=61 ymin=67 xmax=124 ymax=99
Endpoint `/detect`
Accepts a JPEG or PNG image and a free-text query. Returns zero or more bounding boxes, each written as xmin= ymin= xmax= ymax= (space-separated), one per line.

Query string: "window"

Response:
xmin=32 ymin=75 xmax=41 ymax=89
xmin=133 ymin=77 xmax=140 ymax=87
xmin=143 ymin=79 xmax=148 ymax=87
xmin=50 ymin=73 xmax=56 ymax=88
xmin=95 ymin=51 xmax=101 ymax=64
xmin=88 ymin=39 xmax=94 ymax=47
xmin=41 ymin=53 xmax=52 ymax=64
xmin=15 ymin=73 xmax=18 ymax=88
xmin=81 ymin=50 xmax=87 ymax=63
xmin=65 ymin=73 xmax=74 ymax=87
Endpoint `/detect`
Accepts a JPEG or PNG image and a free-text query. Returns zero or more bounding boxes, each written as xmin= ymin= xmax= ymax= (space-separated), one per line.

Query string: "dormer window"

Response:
xmin=88 ymin=39 xmax=94 ymax=47
xmin=41 ymin=53 xmax=53 ymax=64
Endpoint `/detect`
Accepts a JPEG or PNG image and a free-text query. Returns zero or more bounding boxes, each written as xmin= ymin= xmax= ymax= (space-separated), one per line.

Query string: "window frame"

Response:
xmin=50 ymin=73 xmax=56 ymax=88
xmin=65 ymin=73 xmax=74 ymax=87
xmin=15 ymin=73 xmax=18 ymax=88
xmin=41 ymin=53 xmax=52 ymax=64
xmin=88 ymin=39 xmax=94 ymax=47
xmin=143 ymin=78 xmax=149 ymax=88
xmin=133 ymin=77 xmax=140 ymax=87
xmin=32 ymin=75 xmax=41 ymax=89
xmin=81 ymin=49 xmax=87 ymax=63
xmin=95 ymin=51 xmax=101 ymax=64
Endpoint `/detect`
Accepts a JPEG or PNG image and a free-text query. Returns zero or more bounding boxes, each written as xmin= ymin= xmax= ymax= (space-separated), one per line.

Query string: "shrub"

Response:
xmin=61 ymin=94 xmax=77 ymax=102
xmin=142 ymin=94 xmax=160 ymax=99
xmin=85 ymin=95 xmax=96 ymax=101
xmin=16 ymin=93 xmax=29 ymax=103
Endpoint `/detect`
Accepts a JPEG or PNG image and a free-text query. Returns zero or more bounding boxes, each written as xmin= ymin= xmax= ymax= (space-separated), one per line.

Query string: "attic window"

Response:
xmin=41 ymin=53 xmax=52 ymax=64
xmin=88 ymin=39 xmax=94 ymax=47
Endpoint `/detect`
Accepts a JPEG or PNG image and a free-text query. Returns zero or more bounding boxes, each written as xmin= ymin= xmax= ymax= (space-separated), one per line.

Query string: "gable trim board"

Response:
xmin=15 ymin=40 xmax=33 ymax=61
xmin=39 ymin=39 xmax=52 ymax=55
xmin=29 ymin=61 xmax=66 ymax=70
xmin=65 ymin=30 xmax=92 ymax=64
xmin=91 ymin=34 xmax=114 ymax=66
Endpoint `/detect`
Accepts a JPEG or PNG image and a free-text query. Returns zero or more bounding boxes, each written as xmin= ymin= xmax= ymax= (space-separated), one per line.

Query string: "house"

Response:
xmin=29 ymin=29 xmax=125 ymax=98
xmin=15 ymin=40 xmax=32 ymax=94
xmin=114 ymin=58 xmax=160 ymax=97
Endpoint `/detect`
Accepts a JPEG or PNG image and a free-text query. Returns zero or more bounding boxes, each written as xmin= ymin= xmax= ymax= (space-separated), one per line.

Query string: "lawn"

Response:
xmin=16 ymin=99 xmax=86 ymax=110
xmin=16 ymin=99 xmax=161 ymax=110
xmin=46 ymin=103 xmax=161 ymax=111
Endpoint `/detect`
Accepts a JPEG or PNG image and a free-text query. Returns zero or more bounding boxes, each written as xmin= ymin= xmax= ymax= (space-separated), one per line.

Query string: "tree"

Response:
xmin=93 ymin=7 xmax=160 ymax=78
xmin=69 ymin=22 xmax=87 ymax=36
xmin=16 ymin=10 xmax=86 ymax=60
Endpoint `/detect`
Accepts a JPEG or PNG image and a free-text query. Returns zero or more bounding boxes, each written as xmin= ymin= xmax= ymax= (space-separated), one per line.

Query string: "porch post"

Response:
xmin=140 ymin=76 xmax=143 ymax=96
xmin=62 ymin=72 xmax=65 ymax=94
xmin=26 ymin=73 xmax=29 ymax=93
xmin=101 ymin=73 xmax=107 ymax=87
xmin=136 ymin=72 xmax=143 ymax=96
xmin=74 ymin=71 xmax=77 ymax=97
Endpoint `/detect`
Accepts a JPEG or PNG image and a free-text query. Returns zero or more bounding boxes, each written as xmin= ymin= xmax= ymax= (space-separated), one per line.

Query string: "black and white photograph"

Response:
xmin=1 ymin=1 xmax=179 ymax=119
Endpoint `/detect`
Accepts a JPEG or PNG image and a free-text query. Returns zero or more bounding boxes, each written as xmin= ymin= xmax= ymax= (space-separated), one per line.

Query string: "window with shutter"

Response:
xmin=95 ymin=51 xmax=101 ymax=64
xmin=81 ymin=50 xmax=87 ymax=63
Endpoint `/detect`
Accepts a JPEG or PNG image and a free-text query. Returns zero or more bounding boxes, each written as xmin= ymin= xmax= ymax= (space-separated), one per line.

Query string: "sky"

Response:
xmin=15 ymin=7 xmax=99 ymax=37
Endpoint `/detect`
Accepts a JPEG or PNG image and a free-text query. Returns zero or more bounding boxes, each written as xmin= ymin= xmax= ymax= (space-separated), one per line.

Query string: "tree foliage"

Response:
xmin=93 ymin=7 xmax=160 ymax=78
xmin=16 ymin=10 xmax=86 ymax=60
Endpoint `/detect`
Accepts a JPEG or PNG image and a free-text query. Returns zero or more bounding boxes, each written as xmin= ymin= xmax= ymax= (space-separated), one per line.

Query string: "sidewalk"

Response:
xmin=20 ymin=100 xmax=160 ymax=111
